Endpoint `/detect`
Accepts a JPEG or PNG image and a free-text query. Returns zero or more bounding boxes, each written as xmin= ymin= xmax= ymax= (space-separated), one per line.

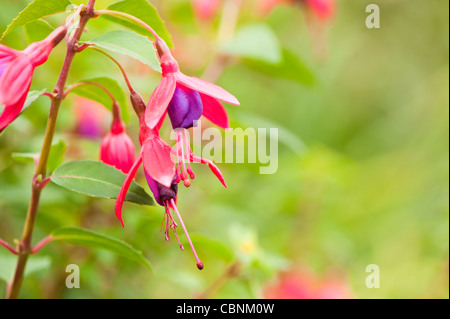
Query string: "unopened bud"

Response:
xmin=130 ymin=89 xmax=146 ymax=116
xmin=154 ymin=37 xmax=170 ymax=60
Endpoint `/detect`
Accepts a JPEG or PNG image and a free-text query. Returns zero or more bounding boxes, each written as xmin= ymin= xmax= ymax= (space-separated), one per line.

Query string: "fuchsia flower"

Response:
xmin=145 ymin=37 xmax=239 ymax=186
xmin=114 ymin=112 xmax=176 ymax=227
xmin=115 ymin=92 xmax=226 ymax=269
xmin=260 ymin=0 xmax=335 ymax=21
xmin=0 ymin=26 xmax=67 ymax=132
xmin=115 ymin=36 xmax=239 ymax=270
xmin=100 ymin=118 xmax=136 ymax=174
xmin=192 ymin=0 xmax=222 ymax=21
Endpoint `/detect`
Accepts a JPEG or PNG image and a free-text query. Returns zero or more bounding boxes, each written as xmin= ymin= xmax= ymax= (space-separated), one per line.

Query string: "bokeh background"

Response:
xmin=0 ymin=0 xmax=448 ymax=299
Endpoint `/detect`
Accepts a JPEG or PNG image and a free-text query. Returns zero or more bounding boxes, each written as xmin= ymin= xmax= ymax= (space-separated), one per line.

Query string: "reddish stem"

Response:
xmin=94 ymin=10 xmax=161 ymax=40
xmin=88 ymin=47 xmax=134 ymax=92
xmin=64 ymin=81 xmax=121 ymax=121
xmin=31 ymin=236 xmax=54 ymax=255
xmin=6 ymin=0 xmax=97 ymax=299
xmin=38 ymin=177 xmax=52 ymax=190
xmin=42 ymin=92 xmax=55 ymax=100
xmin=0 ymin=239 xmax=18 ymax=255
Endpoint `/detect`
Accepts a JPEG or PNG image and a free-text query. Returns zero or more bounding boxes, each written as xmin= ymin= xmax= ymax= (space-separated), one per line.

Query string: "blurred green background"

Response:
xmin=0 ymin=0 xmax=448 ymax=298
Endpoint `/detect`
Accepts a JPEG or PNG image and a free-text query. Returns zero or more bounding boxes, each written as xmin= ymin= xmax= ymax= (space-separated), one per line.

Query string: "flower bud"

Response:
xmin=129 ymin=89 xmax=146 ymax=117
xmin=167 ymin=86 xmax=203 ymax=129
xmin=0 ymin=26 xmax=67 ymax=131
xmin=100 ymin=119 xmax=136 ymax=173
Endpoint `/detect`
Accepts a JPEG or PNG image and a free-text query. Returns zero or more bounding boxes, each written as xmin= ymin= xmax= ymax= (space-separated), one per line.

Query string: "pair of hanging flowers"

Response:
xmin=110 ymin=37 xmax=239 ymax=270
xmin=0 ymin=5 xmax=239 ymax=270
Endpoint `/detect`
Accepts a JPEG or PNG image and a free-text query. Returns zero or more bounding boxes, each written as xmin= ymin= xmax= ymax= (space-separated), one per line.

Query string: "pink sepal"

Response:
xmin=0 ymin=86 xmax=30 ymax=132
xmin=115 ymin=150 xmax=143 ymax=227
xmin=0 ymin=57 xmax=33 ymax=106
xmin=200 ymin=93 xmax=230 ymax=129
xmin=145 ymin=75 xmax=177 ymax=129
xmin=142 ymin=134 xmax=176 ymax=188
xmin=176 ymin=73 xmax=239 ymax=105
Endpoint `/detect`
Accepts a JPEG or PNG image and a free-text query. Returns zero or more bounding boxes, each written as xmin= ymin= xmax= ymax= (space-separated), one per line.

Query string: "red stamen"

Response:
xmin=176 ymin=131 xmax=184 ymax=181
xmin=191 ymin=155 xmax=227 ymax=188
xmin=179 ymin=131 xmax=190 ymax=187
xmin=163 ymin=203 xmax=170 ymax=242
xmin=166 ymin=205 xmax=184 ymax=251
xmin=170 ymin=199 xmax=203 ymax=270
xmin=183 ymin=130 xmax=195 ymax=179
xmin=169 ymin=139 xmax=227 ymax=188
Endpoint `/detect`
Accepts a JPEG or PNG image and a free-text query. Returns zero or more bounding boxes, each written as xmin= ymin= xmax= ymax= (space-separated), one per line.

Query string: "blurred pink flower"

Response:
xmin=259 ymin=0 xmax=335 ymax=21
xmin=305 ymin=0 xmax=335 ymax=20
xmin=73 ymin=97 xmax=108 ymax=139
xmin=192 ymin=0 xmax=222 ymax=21
xmin=264 ymin=270 xmax=353 ymax=299
xmin=0 ymin=26 xmax=67 ymax=132
xmin=100 ymin=118 xmax=136 ymax=174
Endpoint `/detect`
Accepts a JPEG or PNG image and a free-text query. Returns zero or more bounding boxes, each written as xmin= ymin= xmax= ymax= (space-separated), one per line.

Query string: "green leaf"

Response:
xmin=221 ymin=24 xmax=282 ymax=64
xmin=12 ymin=138 xmax=66 ymax=173
xmin=1 ymin=0 xmax=71 ymax=40
xmin=51 ymin=160 xmax=154 ymax=206
xmin=11 ymin=152 xmax=37 ymax=164
xmin=0 ymin=254 xmax=51 ymax=283
xmin=102 ymin=0 xmax=173 ymax=47
xmin=20 ymin=89 xmax=48 ymax=114
xmin=86 ymin=30 xmax=160 ymax=72
xmin=51 ymin=226 xmax=152 ymax=270
xmin=24 ymin=19 xmax=54 ymax=43
xmin=190 ymin=234 xmax=234 ymax=262
xmin=245 ymin=49 xmax=315 ymax=86
xmin=47 ymin=139 xmax=67 ymax=172
xmin=69 ymin=77 xmax=130 ymax=123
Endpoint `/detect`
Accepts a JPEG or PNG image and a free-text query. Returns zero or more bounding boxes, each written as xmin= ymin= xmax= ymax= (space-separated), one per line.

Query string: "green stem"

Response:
xmin=94 ymin=9 xmax=161 ymax=40
xmin=88 ymin=47 xmax=134 ymax=92
xmin=64 ymin=81 xmax=116 ymax=103
xmin=64 ymin=81 xmax=121 ymax=121
xmin=6 ymin=0 xmax=96 ymax=299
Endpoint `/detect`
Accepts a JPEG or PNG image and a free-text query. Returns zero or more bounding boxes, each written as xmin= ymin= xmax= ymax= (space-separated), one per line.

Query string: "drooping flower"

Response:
xmin=0 ymin=26 xmax=67 ymax=132
xmin=114 ymin=126 xmax=175 ymax=224
xmin=116 ymin=92 xmax=227 ymax=213
xmin=145 ymin=37 xmax=239 ymax=186
xmin=100 ymin=117 xmax=136 ymax=174
xmin=192 ymin=0 xmax=222 ymax=21
xmin=114 ymin=92 xmax=225 ymax=269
